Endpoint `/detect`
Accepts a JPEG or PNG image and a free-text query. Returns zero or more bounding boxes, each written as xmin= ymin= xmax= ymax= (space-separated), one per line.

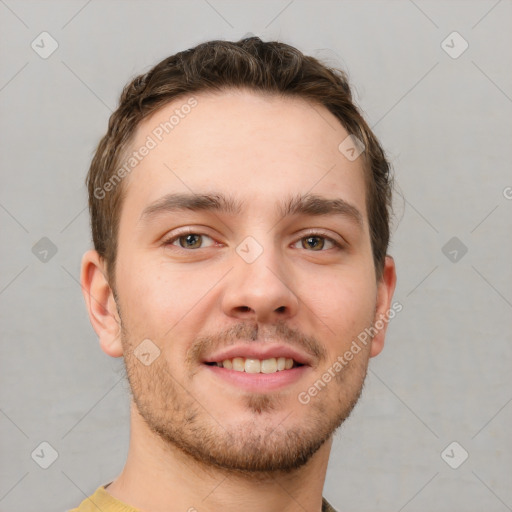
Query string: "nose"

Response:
xmin=221 ymin=240 xmax=299 ymax=324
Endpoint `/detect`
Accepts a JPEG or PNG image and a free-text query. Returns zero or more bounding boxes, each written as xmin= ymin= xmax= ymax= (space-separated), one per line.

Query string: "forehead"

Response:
xmin=121 ymin=88 xmax=368 ymax=224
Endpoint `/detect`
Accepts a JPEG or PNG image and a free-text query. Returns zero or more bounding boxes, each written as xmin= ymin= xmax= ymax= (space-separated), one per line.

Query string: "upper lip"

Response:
xmin=203 ymin=344 xmax=313 ymax=366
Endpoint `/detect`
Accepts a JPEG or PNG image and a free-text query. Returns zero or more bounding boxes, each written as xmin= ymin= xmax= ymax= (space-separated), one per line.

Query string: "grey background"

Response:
xmin=1 ymin=1 xmax=511 ymax=511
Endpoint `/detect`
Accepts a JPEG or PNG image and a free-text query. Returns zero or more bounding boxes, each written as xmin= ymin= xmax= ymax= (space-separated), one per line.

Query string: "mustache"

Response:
xmin=186 ymin=320 xmax=328 ymax=366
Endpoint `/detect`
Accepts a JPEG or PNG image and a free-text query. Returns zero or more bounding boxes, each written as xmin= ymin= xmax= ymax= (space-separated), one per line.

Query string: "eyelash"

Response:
xmin=162 ymin=229 xmax=345 ymax=252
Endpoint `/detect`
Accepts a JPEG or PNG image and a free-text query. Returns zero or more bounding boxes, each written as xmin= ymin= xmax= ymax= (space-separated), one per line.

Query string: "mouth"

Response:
xmin=201 ymin=344 xmax=313 ymax=392
xmin=204 ymin=357 xmax=305 ymax=374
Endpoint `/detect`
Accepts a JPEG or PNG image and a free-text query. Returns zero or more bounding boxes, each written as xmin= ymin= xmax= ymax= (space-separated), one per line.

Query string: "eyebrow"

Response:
xmin=139 ymin=192 xmax=364 ymax=228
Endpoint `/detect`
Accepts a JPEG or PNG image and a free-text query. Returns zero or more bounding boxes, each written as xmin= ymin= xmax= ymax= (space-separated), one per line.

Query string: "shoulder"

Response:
xmin=67 ymin=485 xmax=140 ymax=511
xmin=322 ymin=496 xmax=339 ymax=512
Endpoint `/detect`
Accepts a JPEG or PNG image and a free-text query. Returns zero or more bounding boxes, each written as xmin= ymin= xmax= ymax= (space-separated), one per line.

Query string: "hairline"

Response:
xmin=105 ymin=88 xmax=378 ymax=289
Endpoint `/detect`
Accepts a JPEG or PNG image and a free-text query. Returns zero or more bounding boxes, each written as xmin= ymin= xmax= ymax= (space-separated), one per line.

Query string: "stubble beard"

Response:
xmin=117 ymin=313 xmax=370 ymax=477
xmin=122 ymin=353 xmax=368 ymax=477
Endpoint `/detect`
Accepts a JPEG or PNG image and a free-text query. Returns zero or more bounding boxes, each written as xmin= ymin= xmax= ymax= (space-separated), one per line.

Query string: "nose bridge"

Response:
xmin=222 ymin=230 xmax=298 ymax=321
xmin=235 ymin=231 xmax=285 ymax=290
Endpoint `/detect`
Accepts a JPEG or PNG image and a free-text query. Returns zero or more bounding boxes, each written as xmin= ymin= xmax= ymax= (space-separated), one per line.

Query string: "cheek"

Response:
xmin=115 ymin=255 xmax=178 ymax=334
xmin=116 ymin=264 xmax=201 ymax=372
xmin=116 ymin=255 xmax=222 ymax=342
xmin=303 ymin=268 xmax=377 ymax=344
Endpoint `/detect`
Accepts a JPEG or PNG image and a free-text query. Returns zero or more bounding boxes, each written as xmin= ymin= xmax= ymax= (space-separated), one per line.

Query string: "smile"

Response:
xmin=204 ymin=360 xmax=310 ymax=393
xmin=205 ymin=356 xmax=303 ymax=374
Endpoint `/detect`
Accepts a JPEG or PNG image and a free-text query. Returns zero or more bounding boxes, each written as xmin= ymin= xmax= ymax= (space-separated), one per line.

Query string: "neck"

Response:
xmin=106 ymin=403 xmax=332 ymax=512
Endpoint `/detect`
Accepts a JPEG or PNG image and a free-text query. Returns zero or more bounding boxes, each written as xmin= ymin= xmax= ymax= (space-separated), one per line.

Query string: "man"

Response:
xmin=74 ymin=37 xmax=396 ymax=512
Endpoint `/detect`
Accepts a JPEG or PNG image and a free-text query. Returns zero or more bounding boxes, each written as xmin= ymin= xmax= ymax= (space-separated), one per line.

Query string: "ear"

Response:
xmin=369 ymin=255 xmax=397 ymax=358
xmin=80 ymin=249 xmax=123 ymax=358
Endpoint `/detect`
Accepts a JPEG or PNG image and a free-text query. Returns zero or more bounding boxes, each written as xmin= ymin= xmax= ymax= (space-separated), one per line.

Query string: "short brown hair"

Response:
xmin=86 ymin=37 xmax=393 ymax=289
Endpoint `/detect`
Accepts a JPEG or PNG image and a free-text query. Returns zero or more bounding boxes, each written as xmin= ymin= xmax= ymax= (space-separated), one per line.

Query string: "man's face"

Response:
xmin=110 ymin=89 xmax=393 ymax=474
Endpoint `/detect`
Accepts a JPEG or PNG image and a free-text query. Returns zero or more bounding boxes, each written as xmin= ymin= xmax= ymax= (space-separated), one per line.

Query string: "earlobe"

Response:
xmin=80 ymin=250 xmax=123 ymax=358
xmin=369 ymin=255 xmax=397 ymax=358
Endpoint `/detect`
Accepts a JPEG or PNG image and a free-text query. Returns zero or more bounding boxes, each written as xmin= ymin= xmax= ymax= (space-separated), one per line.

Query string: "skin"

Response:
xmin=81 ymin=88 xmax=396 ymax=512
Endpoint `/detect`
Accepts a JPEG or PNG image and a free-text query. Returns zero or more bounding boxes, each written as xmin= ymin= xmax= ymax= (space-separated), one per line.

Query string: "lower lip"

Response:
xmin=204 ymin=364 xmax=310 ymax=392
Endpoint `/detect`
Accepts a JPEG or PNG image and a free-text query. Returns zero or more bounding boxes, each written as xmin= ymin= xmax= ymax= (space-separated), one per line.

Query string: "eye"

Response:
xmin=163 ymin=231 xmax=216 ymax=250
xmin=293 ymin=233 xmax=343 ymax=251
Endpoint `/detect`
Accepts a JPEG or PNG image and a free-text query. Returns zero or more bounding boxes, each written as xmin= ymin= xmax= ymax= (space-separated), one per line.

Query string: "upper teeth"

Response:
xmin=215 ymin=357 xmax=295 ymax=373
